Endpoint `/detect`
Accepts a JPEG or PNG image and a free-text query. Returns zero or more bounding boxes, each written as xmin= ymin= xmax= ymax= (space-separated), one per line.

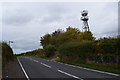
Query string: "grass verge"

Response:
xmin=56 ymin=59 xmax=120 ymax=75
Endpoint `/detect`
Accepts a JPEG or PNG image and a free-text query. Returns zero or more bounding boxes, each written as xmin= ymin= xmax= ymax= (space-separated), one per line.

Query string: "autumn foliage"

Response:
xmin=40 ymin=27 xmax=119 ymax=64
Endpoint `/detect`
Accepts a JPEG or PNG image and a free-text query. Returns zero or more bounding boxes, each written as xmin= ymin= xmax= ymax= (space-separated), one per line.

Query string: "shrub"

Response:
xmin=98 ymin=38 xmax=117 ymax=54
xmin=58 ymin=41 xmax=96 ymax=57
xmin=44 ymin=44 xmax=55 ymax=57
xmin=2 ymin=42 xmax=14 ymax=67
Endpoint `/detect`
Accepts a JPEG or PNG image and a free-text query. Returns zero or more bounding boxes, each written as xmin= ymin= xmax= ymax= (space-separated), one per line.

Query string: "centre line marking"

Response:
xmin=41 ymin=63 xmax=51 ymax=68
xmin=57 ymin=69 xmax=83 ymax=80
xmin=33 ymin=60 xmax=39 ymax=62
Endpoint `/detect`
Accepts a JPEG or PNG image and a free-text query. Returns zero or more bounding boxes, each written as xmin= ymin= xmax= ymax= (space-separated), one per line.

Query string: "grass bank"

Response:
xmin=56 ymin=59 xmax=120 ymax=75
xmin=2 ymin=42 xmax=15 ymax=67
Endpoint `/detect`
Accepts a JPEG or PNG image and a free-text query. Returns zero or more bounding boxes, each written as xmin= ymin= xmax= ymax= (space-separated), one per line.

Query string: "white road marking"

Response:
xmin=57 ymin=69 xmax=83 ymax=80
xmin=83 ymin=67 xmax=120 ymax=76
xmin=65 ymin=64 xmax=120 ymax=76
xmin=28 ymin=58 xmax=38 ymax=63
xmin=56 ymin=61 xmax=120 ymax=77
xmin=23 ymin=57 xmax=120 ymax=77
xmin=33 ymin=60 xmax=39 ymax=62
xmin=17 ymin=57 xmax=30 ymax=80
xmin=41 ymin=63 xmax=51 ymax=68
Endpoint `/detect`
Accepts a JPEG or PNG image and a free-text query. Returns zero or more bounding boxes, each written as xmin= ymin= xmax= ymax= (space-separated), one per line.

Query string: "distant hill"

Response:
xmin=16 ymin=49 xmax=45 ymax=58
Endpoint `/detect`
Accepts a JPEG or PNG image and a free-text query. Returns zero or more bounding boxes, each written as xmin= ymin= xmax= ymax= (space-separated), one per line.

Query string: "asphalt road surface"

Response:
xmin=17 ymin=56 xmax=120 ymax=80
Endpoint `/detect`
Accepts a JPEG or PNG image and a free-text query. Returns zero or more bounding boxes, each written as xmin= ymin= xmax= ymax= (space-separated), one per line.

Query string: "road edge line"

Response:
xmin=57 ymin=69 xmax=83 ymax=80
xmin=17 ymin=57 xmax=30 ymax=80
xmin=55 ymin=61 xmax=120 ymax=77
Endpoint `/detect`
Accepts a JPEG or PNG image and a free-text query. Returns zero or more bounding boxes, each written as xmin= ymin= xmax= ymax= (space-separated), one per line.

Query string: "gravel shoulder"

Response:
xmin=2 ymin=58 xmax=26 ymax=79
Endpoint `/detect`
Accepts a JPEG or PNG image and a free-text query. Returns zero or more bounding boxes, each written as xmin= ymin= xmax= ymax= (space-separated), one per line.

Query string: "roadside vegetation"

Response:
xmin=2 ymin=42 xmax=15 ymax=67
xmin=0 ymin=42 xmax=2 ymax=70
xmin=17 ymin=49 xmax=45 ymax=58
xmin=18 ymin=26 xmax=120 ymax=74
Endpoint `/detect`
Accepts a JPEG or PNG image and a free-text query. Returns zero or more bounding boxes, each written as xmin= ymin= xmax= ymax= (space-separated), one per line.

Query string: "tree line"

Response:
xmin=40 ymin=26 xmax=120 ymax=64
xmin=17 ymin=49 xmax=45 ymax=57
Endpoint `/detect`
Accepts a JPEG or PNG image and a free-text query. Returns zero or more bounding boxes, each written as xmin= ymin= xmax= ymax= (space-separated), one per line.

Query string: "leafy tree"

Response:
xmin=44 ymin=44 xmax=55 ymax=57
xmin=52 ymin=29 xmax=64 ymax=37
xmin=40 ymin=34 xmax=52 ymax=48
xmin=78 ymin=31 xmax=95 ymax=41
xmin=58 ymin=41 xmax=96 ymax=57
xmin=50 ymin=29 xmax=64 ymax=47
xmin=98 ymin=38 xmax=117 ymax=54
xmin=65 ymin=26 xmax=81 ymax=41
xmin=40 ymin=27 xmax=96 ymax=59
xmin=55 ymin=27 xmax=81 ymax=46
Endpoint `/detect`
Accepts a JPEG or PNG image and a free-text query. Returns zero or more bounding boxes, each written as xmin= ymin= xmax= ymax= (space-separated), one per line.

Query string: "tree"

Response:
xmin=40 ymin=27 xmax=95 ymax=49
xmin=66 ymin=26 xmax=81 ymax=41
xmin=40 ymin=34 xmax=52 ymax=48
xmin=78 ymin=31 xmax=95 ymax=41
xmin=44 ymin=44 xmax=55 ymax=57
xmin=52 ymin=29 xmax=64 ymax=37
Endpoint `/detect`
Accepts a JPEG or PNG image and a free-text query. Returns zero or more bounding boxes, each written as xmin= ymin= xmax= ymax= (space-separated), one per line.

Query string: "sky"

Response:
xmin=1 ymin=1 xmax=118 ymax=54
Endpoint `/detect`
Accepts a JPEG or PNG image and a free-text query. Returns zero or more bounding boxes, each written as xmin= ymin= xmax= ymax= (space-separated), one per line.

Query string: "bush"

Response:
xmin=2 ymin=42 xmax=14 ymax=67
xmin=98 ymin=38 xmax=118 ymax=54
xmin=57 ymin=38 xmax=120 ymax=64
xmin=44 ymin=44 xmax=55 ymax=57
xmin=58 ymin=41 xmax=96 ymax=57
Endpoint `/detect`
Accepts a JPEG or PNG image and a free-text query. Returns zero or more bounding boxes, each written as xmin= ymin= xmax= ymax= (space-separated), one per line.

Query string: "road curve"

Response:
xmin=18 ymin=56 xmax=120 ymax=80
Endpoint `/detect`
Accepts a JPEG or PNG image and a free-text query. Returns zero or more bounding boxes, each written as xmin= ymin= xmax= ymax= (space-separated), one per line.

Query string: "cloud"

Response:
xmin=41 ymin=4 xmax=67 ymax=23
xmin=12 ymin=39 xmax=39 ymax=50
xmin=118 ymin=1 xmax=120 ymax=35
xmin=0 ymin=3 xmax=2 ymax=41
xmin=41 ymin=15 xmax=62 ymax=23
xmin=2 ymin=2 xmax=118 ymax=54
xmin=3 ymin=14 xmax=34 ymax=26
xmin=3 ymin=7 xmax=34 ymax=26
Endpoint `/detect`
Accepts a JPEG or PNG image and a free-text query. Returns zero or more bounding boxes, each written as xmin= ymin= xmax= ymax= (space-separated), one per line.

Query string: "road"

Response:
xmin=17 ymin=56 xmax=120 ymax=80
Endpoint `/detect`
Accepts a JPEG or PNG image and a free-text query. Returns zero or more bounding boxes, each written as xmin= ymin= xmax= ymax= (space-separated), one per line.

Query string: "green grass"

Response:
xmin=57 ymin=59 xmax=120 ymax=75
xmin=2 ymin=42 xmax=15 ymax=67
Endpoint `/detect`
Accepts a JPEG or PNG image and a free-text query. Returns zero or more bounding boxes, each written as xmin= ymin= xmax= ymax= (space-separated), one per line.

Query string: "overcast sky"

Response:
xmin=1 ymin=2 xmax=118 ymax=54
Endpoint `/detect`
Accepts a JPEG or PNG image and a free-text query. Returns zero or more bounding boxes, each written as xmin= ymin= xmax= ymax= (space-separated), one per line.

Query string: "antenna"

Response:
xmin=81 ymin=10 xmax=90 ymax=32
